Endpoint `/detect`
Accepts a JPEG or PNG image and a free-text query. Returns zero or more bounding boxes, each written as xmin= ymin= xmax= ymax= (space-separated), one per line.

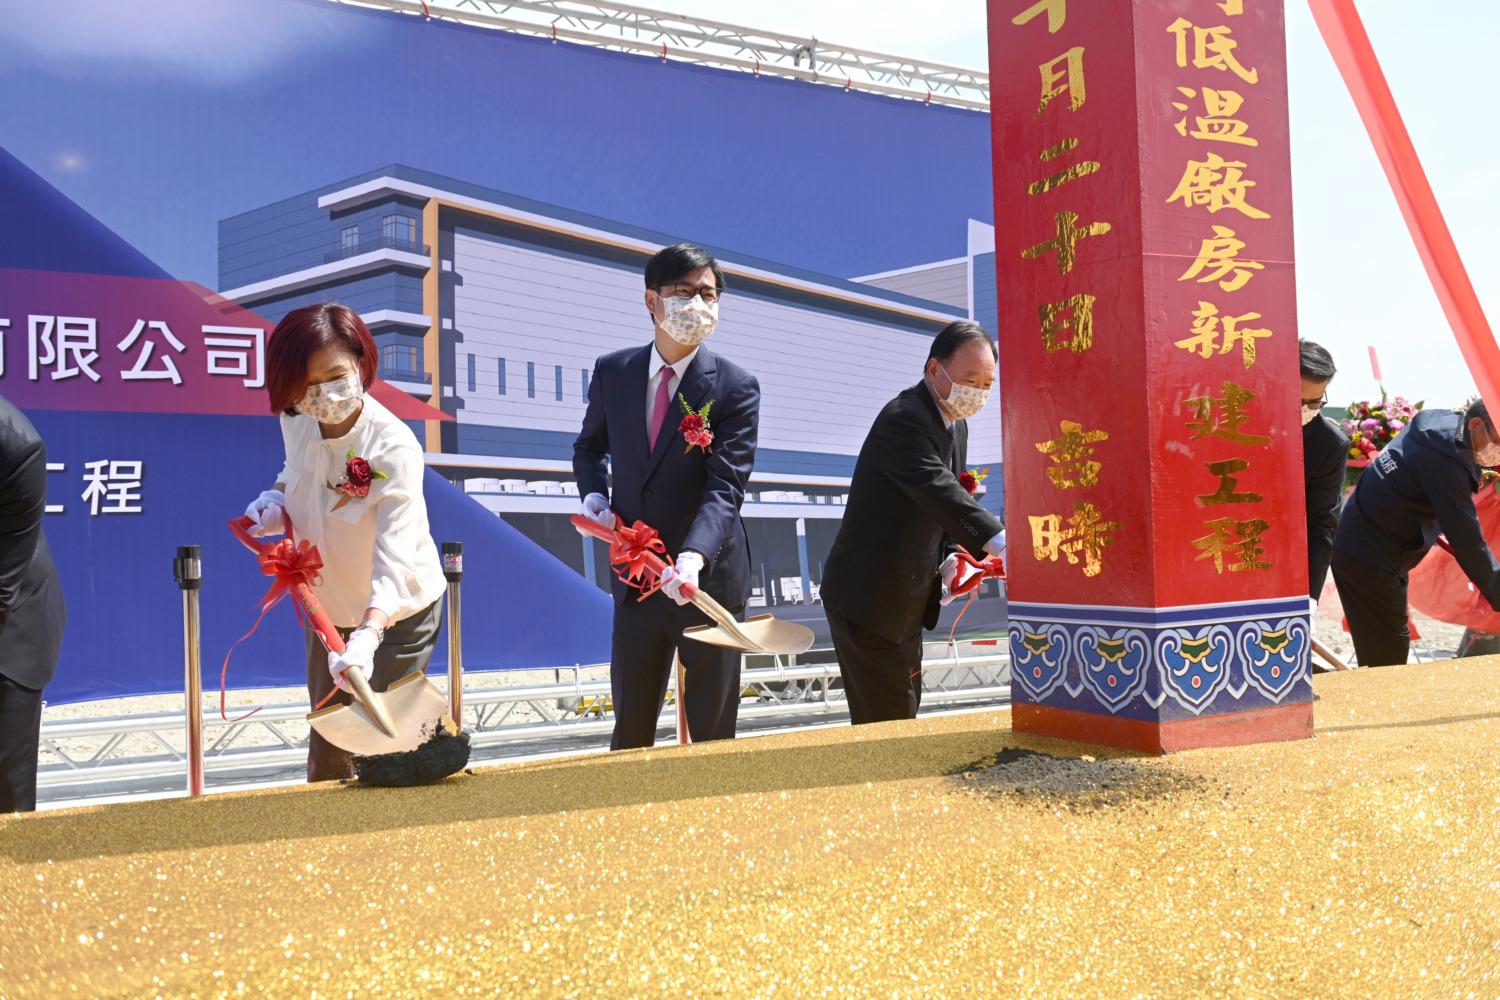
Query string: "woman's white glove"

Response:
xmin=327 ymin=626 xmax=380 ymax=685
xmin=577 ymin=492 xmax=617 ymax=533
xmin=244 ymin=490 xmax=286 ymax=538
xmin=660 ymin=551 xmax=704 ymax=606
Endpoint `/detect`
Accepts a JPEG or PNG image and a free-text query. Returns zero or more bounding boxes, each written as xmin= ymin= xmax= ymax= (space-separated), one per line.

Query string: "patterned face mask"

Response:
xmin=298 ymin=374 xmax=364 ymax=425
xmin=937 ymin=364 xmax=991 ymax=421
xmin=1476 ymin=441 xmax=1500 ymax=468
xmin=660 ymin=294 xmax=719 ymax=346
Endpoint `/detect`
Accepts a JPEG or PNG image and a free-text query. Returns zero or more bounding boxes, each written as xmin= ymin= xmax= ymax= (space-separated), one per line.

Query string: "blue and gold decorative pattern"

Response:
xmin=1235 ymin=617 xmax=1308 ymax=702
xmin=1075 ymin=626 xmax=1150 ymax=712
xmin=1155 ymin=624 xmax=1234 ymax=714
xmin=1007 ymin=621 xmax=1070 ymax=701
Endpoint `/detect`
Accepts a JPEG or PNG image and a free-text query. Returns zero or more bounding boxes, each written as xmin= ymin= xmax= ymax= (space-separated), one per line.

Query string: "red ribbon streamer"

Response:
xmin=921 ymin=553 xmax=1008 ymax=678
xmin=221 ymin=523 xmax=331 ymax=719
xmin=608 ymin=520 xmax=668 ymax=601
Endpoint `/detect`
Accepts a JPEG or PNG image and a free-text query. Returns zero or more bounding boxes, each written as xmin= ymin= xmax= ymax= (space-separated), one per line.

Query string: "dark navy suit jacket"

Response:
xmin=573 ymin=343 xmax=760 ymax=611
xmin=0 ymin=392 xmax=66 ymax=689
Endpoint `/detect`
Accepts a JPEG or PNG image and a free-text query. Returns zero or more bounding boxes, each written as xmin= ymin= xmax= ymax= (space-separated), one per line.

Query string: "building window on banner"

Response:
xmin=81 ymin=461 xmax=144 ymax=515
xmin=341 ymin=225 xmax=358 ymax=250
xmin=527 ymin=361 xmax=535 ymax=399
xmin=383 ymin=214 xmax=417 ymax=246
xmin=385 ymin=343 xmax=419 ymax=375
xmin=554 ymin=365 xmax=563 ymax=401
xmin=498 ymin=357 xmax=507 ymax=395
xmin=466 ymin=353 xmax=476 ymax=393
xmin=580 ymin=368 xmax=589 ymax=399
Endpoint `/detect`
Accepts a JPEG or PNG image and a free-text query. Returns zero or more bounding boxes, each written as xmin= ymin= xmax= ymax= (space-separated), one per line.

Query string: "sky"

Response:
xmin=700 ymin=0 xmax=1500 ymax=411
xmin=1 ymin=0 xmax=1495 ymax=410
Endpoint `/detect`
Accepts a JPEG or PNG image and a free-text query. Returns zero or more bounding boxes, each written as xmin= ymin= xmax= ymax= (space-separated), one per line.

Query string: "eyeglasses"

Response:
xmin=656 ymin=284 xmax=722 ymax=304
xmin=1301 ymin=394 xmax=1328 ymax=410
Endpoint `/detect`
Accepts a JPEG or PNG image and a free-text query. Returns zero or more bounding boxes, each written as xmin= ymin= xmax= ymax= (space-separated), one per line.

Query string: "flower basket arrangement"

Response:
xmin=1341 ymin=391 xmax=1421 ymax=487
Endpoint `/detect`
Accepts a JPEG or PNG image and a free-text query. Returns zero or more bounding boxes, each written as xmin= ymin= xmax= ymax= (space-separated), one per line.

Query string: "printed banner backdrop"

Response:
xmin=0 ymin=0 xmax=998 ymax=702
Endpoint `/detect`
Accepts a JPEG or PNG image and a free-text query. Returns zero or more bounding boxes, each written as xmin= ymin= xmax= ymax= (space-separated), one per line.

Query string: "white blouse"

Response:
xmin=276 ymin=395 xmax=445 ymax=628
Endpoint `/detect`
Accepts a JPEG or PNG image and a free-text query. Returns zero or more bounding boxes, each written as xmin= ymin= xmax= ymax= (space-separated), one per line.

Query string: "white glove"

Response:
xmin=660 ymin=550 xmax=705 ymax=606
xmin=939 ymin=552 xmax=975 ymax=607
xmin=983 ymin=528 xmax=1007 ymax=559
xmin=327 ymin=626 xmax=379 ymax=685
xmin=577 ymin=492 xmax=617 ymax=533
xmin=244 ymin=490 xmax=286 ymax=538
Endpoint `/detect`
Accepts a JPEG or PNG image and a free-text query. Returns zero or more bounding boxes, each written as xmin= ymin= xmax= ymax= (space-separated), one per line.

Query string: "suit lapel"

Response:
xmin=644 ymin=348 xmax=716 ymax=483
xmin=623 ymin=344 xmax=653 ymax=465
xmin=914 ymin=381 xmax=953 ymax=467
xmin=955 ymin=420 xmax=968 ymax=475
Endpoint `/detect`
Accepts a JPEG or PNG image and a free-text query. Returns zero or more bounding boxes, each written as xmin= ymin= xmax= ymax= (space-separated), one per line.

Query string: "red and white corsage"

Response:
xmin=328 ymin=446 xmax=389 ymax=510
xmin=678 ymin=394 xmax=715 ymax=454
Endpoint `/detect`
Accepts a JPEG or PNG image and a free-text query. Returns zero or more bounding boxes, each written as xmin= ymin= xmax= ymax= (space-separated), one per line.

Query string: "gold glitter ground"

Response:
xmin=4 ymin=659 xmax=1500 ymax=999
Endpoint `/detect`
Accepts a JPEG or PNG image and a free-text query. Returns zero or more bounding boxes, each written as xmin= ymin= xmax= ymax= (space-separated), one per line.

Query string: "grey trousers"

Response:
xmin=304 ymin=599 xmax=443 ymax=782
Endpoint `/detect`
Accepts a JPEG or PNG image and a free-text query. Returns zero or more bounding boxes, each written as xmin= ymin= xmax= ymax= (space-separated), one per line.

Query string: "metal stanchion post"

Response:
xmin=173 ymin=545 xmax=204 ymax=797
xmin=441 ymin=542 xmax=464 ymax=731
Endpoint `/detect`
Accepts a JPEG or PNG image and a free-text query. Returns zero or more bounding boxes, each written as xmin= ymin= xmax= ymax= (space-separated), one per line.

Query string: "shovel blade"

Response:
xmin=307 ymin=672 xmax=448 ymax=756
xmin=683 ymin=613 xmax=815 ymax=655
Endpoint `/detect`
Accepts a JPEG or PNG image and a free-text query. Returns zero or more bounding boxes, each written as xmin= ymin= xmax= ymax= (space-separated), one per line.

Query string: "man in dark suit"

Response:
xmin=820 ymin=321 xmax=1005 ymax=725
xmin=1300 ymin=340 xmax=1350 ymax=600
xmin=0 ymin=392 xmax=67 ymax=812
xmin=574 ymin=244 xmax=760 ymax=749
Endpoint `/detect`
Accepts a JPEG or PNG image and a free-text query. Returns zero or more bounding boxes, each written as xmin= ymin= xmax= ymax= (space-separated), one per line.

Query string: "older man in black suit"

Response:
xmin=820 ymin=321 xmax=1006 ymax=725
xmin=0 ymin=392 xmax=67 ymax=812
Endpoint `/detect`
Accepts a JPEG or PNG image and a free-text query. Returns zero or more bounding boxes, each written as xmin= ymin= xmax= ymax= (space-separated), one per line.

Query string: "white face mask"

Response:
xmin=298 ymin=374 xmax=364 ymax=425
xmin=1301 ymin=404 xmax=1321 ymax=427
xmin=659 ymin=294 xmax=719 ymax=346
xmin=1476 ymin=442 xmax=1500 ymax=468
xmin=935 ymin=363 xmax=991 ymax=421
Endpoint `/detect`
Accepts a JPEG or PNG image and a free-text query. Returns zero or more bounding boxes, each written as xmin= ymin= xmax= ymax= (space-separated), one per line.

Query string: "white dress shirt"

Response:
xmin=646 ymin=343 xmax=700 ymax=435
xmin=275 ymin=395 xmax=446 ymax=627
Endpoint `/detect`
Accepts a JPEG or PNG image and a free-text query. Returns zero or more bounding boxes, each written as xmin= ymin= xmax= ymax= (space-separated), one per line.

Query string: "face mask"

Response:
xmin=659 ymin=294 xmax=719 ymax=346
xmin=298 ymin=374 xmax=364 ymax=425
xmin=1301 ymin=404 xmax=1321 ymax=427
xmin=936 ymin=364 xmax=990 ymax=421
xmin=1476 ymin=442 xmax=1500 ymax=468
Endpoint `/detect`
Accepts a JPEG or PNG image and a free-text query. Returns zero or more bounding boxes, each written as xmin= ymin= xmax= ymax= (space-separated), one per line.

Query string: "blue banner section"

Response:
xmin=29 ymin=410 xmax=612 ymax=704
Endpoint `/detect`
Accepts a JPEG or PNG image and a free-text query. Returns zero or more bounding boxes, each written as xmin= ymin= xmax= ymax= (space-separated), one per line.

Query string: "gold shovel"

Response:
xmin=573 ymin=515 xmax=815 ymax=656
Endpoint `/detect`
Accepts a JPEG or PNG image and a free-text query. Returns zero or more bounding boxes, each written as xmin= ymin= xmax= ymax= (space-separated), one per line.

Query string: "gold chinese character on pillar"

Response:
xmin=1027 ymin=138 xmax=1101 ymax=195
xmin=1174 ymin=301 xmax=1272 ymax=368
xmin=1166 ymin=18 xmax=1259 ymax=83
xmin=1038 ymin=293 xmax=1095 ymax=353
xmin=1035 ymin=420 xmax=1110 ymax=488
xmin=1191 ymin=516 xmax=1272 ymax=572
xmin=1167 ymin=153 xmax=1270 ymax=219
xmin=1029 ymin=501 xmax=1120 ymax=577
xmin=1172 ymin=87 xmax=1258 ymax=146
xmin=1179 ymin=226 xmax=1264 ymax=292
xmin=1022 ymin=211 xmax=1112 ymax=274
xmin=1011 ymin=0 xmax=1066 ymax=32
xmin=1197 ymin=458 xmax=1264 ymax=506
xmin=1036 ymin=47 xmax=1086 ymax=118
xmin=1182 ymin=381 xmax=1269 ymax=445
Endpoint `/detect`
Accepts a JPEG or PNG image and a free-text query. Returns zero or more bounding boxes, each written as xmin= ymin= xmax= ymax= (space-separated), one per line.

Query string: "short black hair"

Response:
xmin=927 ymin=320 xmax=997 ymax=366
xmin=1299 ymin=339 xmax=1337 ymax=381
xmin=645 ymin=243 xmax=724 ymax=291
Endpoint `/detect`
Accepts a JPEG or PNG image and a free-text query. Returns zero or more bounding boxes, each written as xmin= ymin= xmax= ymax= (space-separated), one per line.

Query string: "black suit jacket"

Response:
xmin=1303 ymin=413 xmax=1349 ymax=599
xmin=0 ymin=393 xmax=66 ymax=689
xmin=573 ymin=343 xmax=760 ymax=610
xmin=820 ymin=382 xmax=1005 ymax=643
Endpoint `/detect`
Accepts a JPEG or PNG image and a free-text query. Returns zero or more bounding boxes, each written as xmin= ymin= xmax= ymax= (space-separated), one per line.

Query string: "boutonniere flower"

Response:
xmin=958 ymin=466 xmax=991 ymax=495
xmin=678 ymin=394 xmax=715 ymax=454
xmin=328 ymin=446 xmax=389 ymax=510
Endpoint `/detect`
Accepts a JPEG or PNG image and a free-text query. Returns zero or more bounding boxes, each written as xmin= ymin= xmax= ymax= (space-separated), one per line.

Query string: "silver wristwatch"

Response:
xmin=356 ymin=621 xmax=386 ymax=644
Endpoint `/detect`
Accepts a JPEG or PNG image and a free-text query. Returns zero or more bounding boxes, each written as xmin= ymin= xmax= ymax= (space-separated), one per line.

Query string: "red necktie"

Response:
xmin=649 ymin=365 xmax=675 ymax=451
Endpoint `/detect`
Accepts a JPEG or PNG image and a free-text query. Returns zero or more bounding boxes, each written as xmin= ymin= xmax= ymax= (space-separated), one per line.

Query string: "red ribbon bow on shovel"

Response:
xmin=608 ymin=520 xmax=669 ymax=600
xmin=926 ymin=552 xmax=1008 ymax=677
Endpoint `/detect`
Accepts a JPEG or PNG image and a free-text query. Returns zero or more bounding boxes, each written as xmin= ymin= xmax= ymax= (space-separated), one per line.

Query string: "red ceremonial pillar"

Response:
xmin=988 ymin=0 xmax=1312 ymax=752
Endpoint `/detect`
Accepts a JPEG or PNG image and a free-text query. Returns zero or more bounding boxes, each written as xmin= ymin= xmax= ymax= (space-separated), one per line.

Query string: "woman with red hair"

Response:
xmin=243 ymin=303 xmax=445 ymax=781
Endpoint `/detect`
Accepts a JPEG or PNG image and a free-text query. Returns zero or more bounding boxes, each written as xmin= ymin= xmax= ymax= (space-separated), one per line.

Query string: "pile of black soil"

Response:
xmin=951 ymin=747 xmax=1223 ymax=812
xmin=352 ymin=724 xmax=472 ymax=787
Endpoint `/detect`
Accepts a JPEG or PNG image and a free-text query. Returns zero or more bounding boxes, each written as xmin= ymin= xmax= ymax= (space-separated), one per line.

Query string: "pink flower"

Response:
xmin=1388 ymin=420 xmax=1405 ymax=432
xmin=1361 ymin=418 xmax=1381 ymax=432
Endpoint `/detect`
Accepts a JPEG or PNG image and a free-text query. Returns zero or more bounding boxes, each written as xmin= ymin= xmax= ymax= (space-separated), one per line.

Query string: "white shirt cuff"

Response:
xmin=983 ymin=529 xmax=1007 ymax=558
